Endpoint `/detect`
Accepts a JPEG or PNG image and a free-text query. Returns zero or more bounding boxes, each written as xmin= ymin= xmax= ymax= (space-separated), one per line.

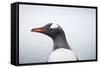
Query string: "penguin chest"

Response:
xmin=48 ymin=48 xmax=77 ymax=62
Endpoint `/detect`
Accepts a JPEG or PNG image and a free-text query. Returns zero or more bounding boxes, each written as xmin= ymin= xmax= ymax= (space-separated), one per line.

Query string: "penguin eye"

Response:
xmin=49 ymin=28 xmax=53 ymax=31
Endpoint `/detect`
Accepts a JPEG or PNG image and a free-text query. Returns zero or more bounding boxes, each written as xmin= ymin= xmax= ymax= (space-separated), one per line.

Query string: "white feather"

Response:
xmin=50 ymin=23 xmax=58 ymax=29
xmin=48 ymin=48 xmax=77 ymax=62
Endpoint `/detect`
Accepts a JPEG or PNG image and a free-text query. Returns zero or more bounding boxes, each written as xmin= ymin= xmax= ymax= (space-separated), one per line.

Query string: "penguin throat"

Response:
xmin=53 ymin=33 xmax=71 ymax=51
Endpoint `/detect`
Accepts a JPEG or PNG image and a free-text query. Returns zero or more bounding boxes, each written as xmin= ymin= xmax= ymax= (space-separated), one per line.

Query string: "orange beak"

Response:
xmin=31 ymin=28 xmax=45 ymax=32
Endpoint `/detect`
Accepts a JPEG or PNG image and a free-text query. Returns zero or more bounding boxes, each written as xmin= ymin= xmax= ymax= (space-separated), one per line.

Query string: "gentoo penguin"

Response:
xmin=31 ymin=23 xmax=78 ymax=62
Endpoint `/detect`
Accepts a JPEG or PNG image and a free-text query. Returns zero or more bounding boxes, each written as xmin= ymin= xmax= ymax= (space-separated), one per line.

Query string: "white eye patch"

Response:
xmin=50 ymin=23 xmax=59 ymax=29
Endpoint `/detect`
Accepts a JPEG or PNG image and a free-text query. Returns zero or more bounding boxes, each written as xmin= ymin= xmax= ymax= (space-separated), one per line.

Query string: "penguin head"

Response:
xmin=31 ymin=23 xmax=64 ymax=39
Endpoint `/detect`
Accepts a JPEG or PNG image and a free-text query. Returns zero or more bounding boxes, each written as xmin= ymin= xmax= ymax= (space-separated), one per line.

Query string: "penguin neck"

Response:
xmin=52 ymin=32 xmax=71 ymax=51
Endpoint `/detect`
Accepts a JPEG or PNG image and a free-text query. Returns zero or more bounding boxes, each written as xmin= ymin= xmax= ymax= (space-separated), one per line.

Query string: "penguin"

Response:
xmin=31 ymin=23 xmax=78 ymax=62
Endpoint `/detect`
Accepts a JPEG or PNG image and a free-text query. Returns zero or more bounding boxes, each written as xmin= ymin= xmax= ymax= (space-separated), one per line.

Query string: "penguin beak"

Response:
xmin=31 ymin=28 xmax=46 ymax=33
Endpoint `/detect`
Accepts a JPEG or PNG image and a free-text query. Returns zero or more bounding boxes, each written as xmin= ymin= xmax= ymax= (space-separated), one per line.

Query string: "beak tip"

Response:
xmin=31 ymin=29 xmax=33 ymax=32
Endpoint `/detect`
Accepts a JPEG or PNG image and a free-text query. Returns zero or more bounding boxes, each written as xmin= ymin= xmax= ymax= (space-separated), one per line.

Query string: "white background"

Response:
xmin=19 ymin=4 xmax=96 ymax=63
xmin=0 ymin=0 xmax=99 ymax=68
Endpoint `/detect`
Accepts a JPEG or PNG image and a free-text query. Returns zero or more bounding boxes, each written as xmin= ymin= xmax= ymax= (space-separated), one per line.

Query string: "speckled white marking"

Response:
xmin=50 ymin=23 xmax=58 ymax=29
